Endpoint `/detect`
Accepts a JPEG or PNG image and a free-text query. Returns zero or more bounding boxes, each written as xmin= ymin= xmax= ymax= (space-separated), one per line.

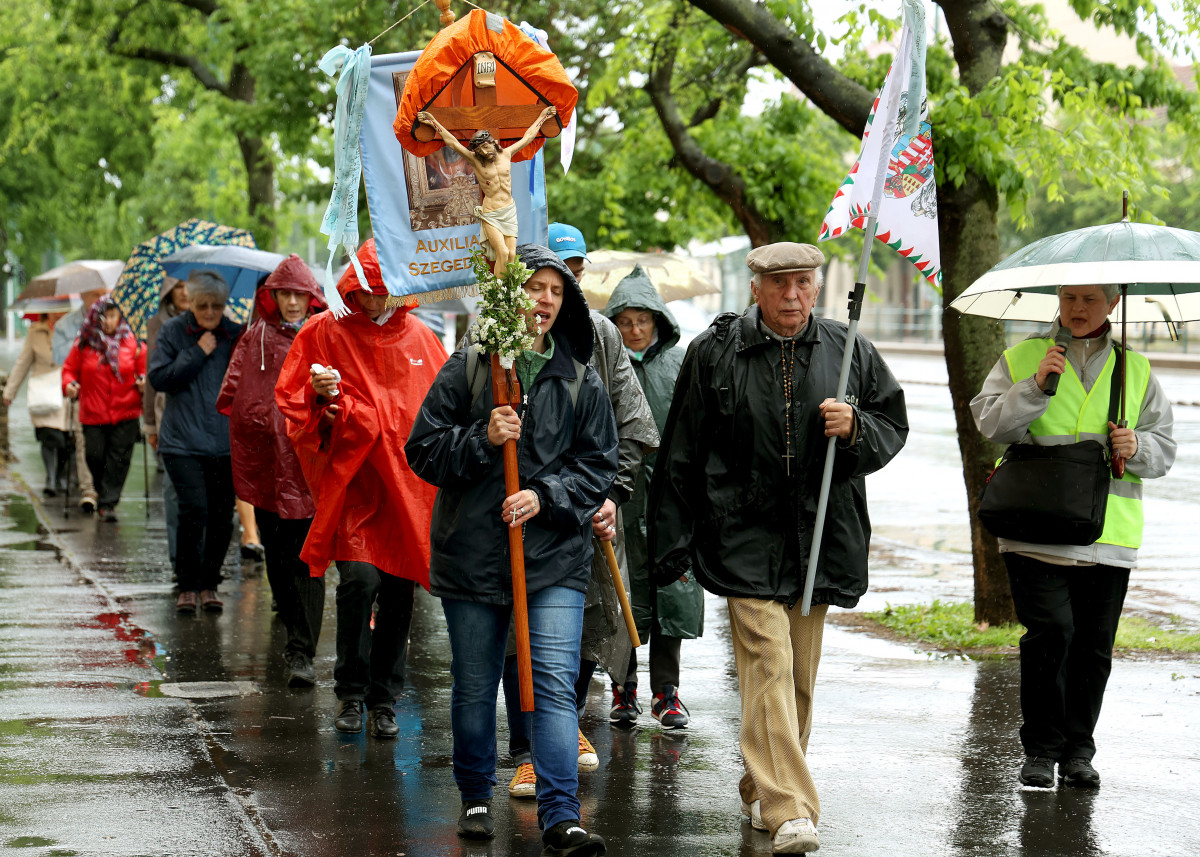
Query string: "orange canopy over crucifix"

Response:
xmin=393 ymin=9 xmax=578 ymax=163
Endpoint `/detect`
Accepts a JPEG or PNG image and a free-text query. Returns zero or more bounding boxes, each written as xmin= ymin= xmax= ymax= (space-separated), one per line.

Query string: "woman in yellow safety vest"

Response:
xmin=971 ymin=283 xmax=1176 ymax=792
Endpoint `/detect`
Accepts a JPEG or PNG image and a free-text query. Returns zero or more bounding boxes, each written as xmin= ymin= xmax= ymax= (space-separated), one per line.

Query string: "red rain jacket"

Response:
xmin=62 ymin=336 xmax=146 ymax=426
xmin=274 ymin=241 xmax=447 ymax=583
xmin=217 ymin=255 xmax=326 ymax=519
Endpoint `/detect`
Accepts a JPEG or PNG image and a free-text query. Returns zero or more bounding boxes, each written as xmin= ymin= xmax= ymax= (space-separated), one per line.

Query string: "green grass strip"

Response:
xmin=864 ymin=600 xmax=1200 ymax=654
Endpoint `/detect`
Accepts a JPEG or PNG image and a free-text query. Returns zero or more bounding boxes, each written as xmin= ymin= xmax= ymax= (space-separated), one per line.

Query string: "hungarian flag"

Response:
xmin=819 ymin=0 xmax=941 ymax=284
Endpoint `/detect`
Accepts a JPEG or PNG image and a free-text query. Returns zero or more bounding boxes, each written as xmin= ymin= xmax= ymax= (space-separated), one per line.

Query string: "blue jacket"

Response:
xmin=147 ymin=312 xmax=243 ymax=457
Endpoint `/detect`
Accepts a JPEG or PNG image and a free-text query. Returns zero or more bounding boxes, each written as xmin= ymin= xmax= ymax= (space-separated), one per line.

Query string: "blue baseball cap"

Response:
xmin=548 ymin=222 xmax=590 ymax=262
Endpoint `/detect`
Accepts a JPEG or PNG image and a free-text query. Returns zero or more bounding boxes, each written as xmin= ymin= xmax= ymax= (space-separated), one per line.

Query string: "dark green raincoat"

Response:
xmin=604 ymin=267 xmax=704 ymax=640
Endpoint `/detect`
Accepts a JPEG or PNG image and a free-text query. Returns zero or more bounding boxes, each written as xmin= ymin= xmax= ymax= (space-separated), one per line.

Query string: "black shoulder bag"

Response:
xmin=977 ymin=349 xmax=1122 ymax=546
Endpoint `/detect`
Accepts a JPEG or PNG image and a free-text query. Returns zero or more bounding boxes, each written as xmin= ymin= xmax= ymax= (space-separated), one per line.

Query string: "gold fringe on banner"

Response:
xmin=384 ymin=283 xmax=481 ymax=309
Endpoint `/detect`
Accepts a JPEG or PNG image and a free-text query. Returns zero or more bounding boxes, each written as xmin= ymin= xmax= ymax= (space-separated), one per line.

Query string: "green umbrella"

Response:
xmin=112 ymin=219 xmax=257 ymax=339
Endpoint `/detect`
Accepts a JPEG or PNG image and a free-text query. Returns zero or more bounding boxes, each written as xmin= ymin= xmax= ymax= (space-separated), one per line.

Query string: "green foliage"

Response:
xmin=469 ymin=248 xmax=536 ymax=360
xmin=866 ymin=600 xmax=1200 ymax=654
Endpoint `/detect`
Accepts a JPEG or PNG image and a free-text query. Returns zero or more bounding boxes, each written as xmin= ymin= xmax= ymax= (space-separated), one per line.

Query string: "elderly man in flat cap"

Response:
xmin=648 ymin=242 xmax=907 ymax=853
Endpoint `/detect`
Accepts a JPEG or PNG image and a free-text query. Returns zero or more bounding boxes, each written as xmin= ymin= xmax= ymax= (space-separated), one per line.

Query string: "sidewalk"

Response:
xmin=1 ymin=399 xmax=1198 ymax=856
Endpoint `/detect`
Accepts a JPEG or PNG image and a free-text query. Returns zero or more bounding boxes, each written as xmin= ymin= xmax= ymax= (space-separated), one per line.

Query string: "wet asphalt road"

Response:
xmin=1 ymin=348 xmax=1199 ymax=857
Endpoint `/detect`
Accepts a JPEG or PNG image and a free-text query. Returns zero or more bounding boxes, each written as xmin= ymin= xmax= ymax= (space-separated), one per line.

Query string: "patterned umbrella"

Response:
xmin=112 ymin=219 xmax=256 ymax=338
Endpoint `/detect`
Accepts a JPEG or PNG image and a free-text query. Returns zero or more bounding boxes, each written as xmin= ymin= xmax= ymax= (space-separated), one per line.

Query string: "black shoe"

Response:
xmin=609 ymin=683 xmax=640 ymax=729
xmin=371 ymin=707 xmax=399 ymax=739
xmin=80 ymin=497 xmax=96 ymax=515
xmin=651 ymin=685 xmax=690 ymax=729
xmin=285 ymin=652 xmax=315 ymax=688
xmin=240 ymin=542 xmax=265 ymax=561
xmin=541 ymin=819 xmax=606 ymax=856
xmin=97 ymin=508 xmax=119 ymax=523
xmin=43 ymin=487 xmax=57 ymax=498
xmin=457 ymin=799 xmax=495 ymax=839
xmin=1019 ymin=755 xmax=1056 ymax=788
xmin=334 ymin=699 xmax=363 ymax=733
xmin=1059 ymin=757 xmax=1101 ymax=788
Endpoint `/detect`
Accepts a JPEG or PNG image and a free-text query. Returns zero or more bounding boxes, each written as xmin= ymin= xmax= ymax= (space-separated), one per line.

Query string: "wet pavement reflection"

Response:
xmin=1 ymin=347 xmax=1198 ymax=855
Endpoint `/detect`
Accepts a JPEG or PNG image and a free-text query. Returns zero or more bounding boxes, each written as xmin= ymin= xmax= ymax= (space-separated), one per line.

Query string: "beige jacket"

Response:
xmin=4 ymin=322 xmax=67 ymax=430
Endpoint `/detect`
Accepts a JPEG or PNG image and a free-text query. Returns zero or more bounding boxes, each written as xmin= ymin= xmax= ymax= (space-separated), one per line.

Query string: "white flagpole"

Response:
xmin=801 ymin=215 xmax=877 ymax=615
xmin=802 ymin=0 xmax=925 ymax=615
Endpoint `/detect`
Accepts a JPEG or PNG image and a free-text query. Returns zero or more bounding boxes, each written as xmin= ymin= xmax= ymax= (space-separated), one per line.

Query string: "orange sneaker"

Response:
xmin=508 ymin=761 xmax=536 ymax=798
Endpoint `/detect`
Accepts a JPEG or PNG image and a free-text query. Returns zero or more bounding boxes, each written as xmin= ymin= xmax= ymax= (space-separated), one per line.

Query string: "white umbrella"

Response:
xmin=950 ymin=218 xmax=1200 ymax=332
xmin=26 ymin=260 xmax=125 ymax=298
xmin=580 ymin=250 xmax=719 ymax=310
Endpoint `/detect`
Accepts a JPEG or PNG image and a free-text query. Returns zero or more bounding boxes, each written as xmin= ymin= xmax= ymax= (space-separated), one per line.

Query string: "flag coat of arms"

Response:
xmin=819 ymin=0 xmax=941 ymax=284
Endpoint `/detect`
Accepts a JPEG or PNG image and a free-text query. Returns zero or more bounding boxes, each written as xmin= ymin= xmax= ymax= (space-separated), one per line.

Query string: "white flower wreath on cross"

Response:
xmin=468 ymin=246 xmax=536 ymax=368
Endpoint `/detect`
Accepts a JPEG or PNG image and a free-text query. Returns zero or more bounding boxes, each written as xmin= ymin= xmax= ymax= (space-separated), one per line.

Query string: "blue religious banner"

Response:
xmin=360 ymin=51 xmax=548 ymax=303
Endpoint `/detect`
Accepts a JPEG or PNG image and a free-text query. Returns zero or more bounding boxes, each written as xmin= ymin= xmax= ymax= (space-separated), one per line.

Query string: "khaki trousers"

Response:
xmin=727 ymin=597 xmax=827 ymax=834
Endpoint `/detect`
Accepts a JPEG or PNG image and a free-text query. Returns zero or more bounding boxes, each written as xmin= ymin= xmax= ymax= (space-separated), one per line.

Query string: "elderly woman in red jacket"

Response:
xmin=63 ymin=298 xmax=146 ymax=523
xmin=217 ymin=255 xmax=326 ymax=687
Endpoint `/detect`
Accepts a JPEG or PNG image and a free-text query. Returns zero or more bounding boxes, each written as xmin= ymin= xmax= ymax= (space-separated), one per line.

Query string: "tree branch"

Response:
xmin=645 ymin=27 xmax=776 ymax=246
xmin=111 ymin=42 xmax=230 ymax=95
xmin=173 ymin=0 xmax=219 ymax=15
xmin=686 ymin=0 xmax=873 ymax=136
xmin=688 ymin=46 xmax=762 ymax=127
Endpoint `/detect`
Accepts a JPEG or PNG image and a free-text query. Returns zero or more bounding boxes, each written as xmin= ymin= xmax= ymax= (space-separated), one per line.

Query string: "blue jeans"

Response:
xmin=442 ymin=586 xmax=585 ymax=830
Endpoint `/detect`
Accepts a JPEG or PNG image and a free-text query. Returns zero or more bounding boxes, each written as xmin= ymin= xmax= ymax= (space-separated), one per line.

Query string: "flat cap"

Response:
xmin=746 ymin=242 xmax=825 ymax=274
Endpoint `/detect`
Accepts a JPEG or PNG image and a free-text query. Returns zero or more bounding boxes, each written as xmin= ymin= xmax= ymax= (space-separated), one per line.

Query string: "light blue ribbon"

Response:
xmin=318 ymin=43 xmax=373 ymax=317
xmin=901 ymin=0 xmax=926 ymax=138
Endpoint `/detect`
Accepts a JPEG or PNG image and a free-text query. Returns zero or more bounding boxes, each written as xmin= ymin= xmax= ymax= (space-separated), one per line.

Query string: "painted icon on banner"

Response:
xmin=392 ymin=70 xmax=482 ymax=231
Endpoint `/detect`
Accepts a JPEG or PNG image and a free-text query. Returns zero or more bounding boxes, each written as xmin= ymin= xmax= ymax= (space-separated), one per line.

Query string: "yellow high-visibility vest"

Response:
xmin=1004 ymin=338 xmax=1150 ymax=548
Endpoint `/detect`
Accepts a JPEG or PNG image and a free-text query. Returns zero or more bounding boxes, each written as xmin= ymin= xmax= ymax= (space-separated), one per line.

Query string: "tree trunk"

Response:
xmin=229 ymin=63 xmax=276 ymax=250
xmin=237 ymin=132 xmax=277 ymax=250
xmin=937 ymin=172 xmax=1014 ymax=625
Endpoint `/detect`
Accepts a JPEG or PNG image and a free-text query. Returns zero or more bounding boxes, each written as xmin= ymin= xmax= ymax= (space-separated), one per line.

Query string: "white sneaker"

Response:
xmin=773 ymin=818 xmax=820 ymax=853
xmin=577 ymin=730 xmax=599 ymax=772
xmin=740 ymin=798 xmax=767 ymax=831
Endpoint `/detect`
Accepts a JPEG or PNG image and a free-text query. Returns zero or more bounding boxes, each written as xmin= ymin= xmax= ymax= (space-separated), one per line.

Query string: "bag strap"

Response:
xmin=467 ymin=347 xmax=585 ymax=410
xmin=1108 ymin=346 xmax=1123 ymax=427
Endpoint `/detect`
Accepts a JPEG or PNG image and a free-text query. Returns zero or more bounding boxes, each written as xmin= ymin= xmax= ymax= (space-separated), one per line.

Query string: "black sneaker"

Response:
xmin=285 ymin=652 xmax=315 ymax=688
xmin=651 ymin=685 xmax=690 ymax=729
xmin=457 ymin=799 xmax=494 ymax=839
xmin=1019 ymin=755 xmax=1056 ymax=788
xmin=371 ymin=707 xmax=399 ymax=739
xmin=1059 ymin=757 xmax=1101 ymax=788
xmin=609 ymin=684 xmax=640 ymax=728
xmin=334 ymin=699 xmax=363 ymax=734
xmin=541 ymin=819 xmax=605 ymax=856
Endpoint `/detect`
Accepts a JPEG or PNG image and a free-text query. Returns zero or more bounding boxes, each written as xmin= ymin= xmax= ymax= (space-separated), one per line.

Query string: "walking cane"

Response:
xmin=64 ymin=397 xmax=75 ymax=519
xmin=599 ymin=540 xmax=641 ymax=648
xmin=142 ymin=429 xmax=150 ymax=517
xmin=491 ymin=353 xmax=534 ymax=712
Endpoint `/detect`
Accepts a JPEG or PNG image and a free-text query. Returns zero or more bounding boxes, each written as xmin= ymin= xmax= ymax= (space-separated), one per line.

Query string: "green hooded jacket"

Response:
xmin=605 ymin=266 xmax=703 ymax=640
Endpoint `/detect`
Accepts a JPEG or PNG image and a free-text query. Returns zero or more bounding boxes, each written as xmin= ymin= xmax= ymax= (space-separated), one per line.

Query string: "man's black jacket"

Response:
xmin=648 ymin=306 xmax=908 ymax=608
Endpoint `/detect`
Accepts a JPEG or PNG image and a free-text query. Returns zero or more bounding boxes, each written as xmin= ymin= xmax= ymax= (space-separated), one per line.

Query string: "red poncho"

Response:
xmin=274 ymin=245 xmax=447 ymax=584
xmin=217 ymin=254 xmax=326 ymax=519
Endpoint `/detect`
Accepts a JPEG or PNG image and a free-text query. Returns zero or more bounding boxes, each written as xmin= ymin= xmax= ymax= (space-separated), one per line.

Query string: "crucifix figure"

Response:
xmin=418 ymin=105 xmax=557 ymax=277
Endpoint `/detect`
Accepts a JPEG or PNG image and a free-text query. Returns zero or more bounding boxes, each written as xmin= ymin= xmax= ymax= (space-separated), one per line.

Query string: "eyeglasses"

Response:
xmin=193 ymin=302 xmax=226 ymax=311
xmin=615 ymin=317 xmax=654 ymax=331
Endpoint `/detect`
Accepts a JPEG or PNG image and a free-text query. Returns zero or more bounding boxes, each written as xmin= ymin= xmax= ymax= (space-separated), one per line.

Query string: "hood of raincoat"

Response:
xmin=603 ymin=265 xmax=680 ymax=358
xmin=158 ymin=274 xmax=186 ymax=316
xmin=516 ymin=243 xmax=593 ymax=365
xmin=255 ymin=254 xmax=327 ymax=322
xmin=216 ymin=257 xmax=325 ymax=518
